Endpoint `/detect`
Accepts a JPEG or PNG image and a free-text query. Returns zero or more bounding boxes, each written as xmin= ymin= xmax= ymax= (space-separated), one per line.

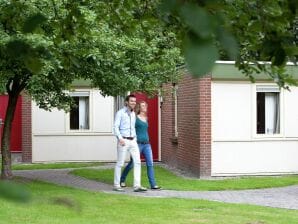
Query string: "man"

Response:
xmin=113 ymin=94 xmax=147 ymax=192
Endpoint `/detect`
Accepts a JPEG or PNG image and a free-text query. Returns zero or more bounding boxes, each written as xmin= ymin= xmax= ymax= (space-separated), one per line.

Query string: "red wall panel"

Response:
xmin=0 ymin=95 xmax=22 ymax=152
xmin=133 ymin=93 xmax=159 ymax=161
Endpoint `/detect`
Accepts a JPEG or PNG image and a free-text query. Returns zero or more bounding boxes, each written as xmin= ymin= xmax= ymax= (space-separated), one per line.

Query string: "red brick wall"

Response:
xmin=161 ymin=83 xmax=178 ymax=166
xmin=161 ymin=73 xmax=211 ymax=177
xmin=198 ymin=75 xmax=212 ymax=176
xmin=21 ymin=92 xmax=32 ymax=162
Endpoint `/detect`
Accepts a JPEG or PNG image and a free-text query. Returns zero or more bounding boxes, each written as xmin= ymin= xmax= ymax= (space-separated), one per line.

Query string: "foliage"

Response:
xmin=0 ymin=0 xmax=182 ymax=109
xmin=86 ymin=0 xmax=184 ymax=95
xmin=226 ymin=0 xmax=298 ymax=86
xmin=0 ymin=0 xmax=182 ymax=180
xmin=160 ymin=0 xmax=298 ymax=87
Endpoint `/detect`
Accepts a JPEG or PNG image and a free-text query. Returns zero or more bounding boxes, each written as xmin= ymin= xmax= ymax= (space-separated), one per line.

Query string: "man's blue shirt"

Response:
xmin=113 ymin=107 xmax=136 ymax=140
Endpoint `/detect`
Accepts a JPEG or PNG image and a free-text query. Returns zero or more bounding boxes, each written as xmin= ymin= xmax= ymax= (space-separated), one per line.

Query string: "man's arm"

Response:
xmin=113 ymin=110 xmax=123 ymax=140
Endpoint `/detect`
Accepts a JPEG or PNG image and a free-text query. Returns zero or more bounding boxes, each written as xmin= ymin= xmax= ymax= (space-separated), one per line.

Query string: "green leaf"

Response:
xmin=25 ymin=58 xmax=43 ymax=74
xmin=184 ymin=35 xmax=219 ymax=76
xmin=6 ymin=40 xmax=31 ymax=58
xmin=261 ymin=40 xmax=276 ymax=58
xmin=284 ymin=46 xmax=298 ymax=56
xmin=263 ymin=2 xmax=283 ymax=17
xmin=272 ymin=47 xmax=286 ymax=66
xmin=0 ymin=181 xmax=31 ymax=203
xmin=159 ymin=0 xmax=180 ymax=13
xmin=179 ymin=3 xmax=215 ymax=39
xmin=216 ymin=28 xmax=238 ymax=60
xmin=23 ymin=13 xmax=47 ymax=33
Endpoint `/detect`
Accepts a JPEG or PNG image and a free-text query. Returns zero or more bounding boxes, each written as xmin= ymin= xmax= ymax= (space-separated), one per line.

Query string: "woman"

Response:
xmin=120 ymin=101 xmax=161 ymax=190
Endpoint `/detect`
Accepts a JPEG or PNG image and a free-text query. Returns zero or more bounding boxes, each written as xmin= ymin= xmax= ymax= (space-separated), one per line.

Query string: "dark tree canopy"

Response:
xmin=0 ymin=0 xmax=182 ymax=179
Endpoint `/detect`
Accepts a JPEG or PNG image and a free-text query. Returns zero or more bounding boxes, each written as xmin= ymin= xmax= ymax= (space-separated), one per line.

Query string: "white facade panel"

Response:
xmin=212 ymin=82 xmax=252 ymax=140
xmin=284 ymin=88 xmax=298 ymax=137
xmin=32 ymin=104 xmax=65 ymax=134
xmin=32 ymin=88 xmax=117 ymax=162
xmin=92 ymin=91 xmax=114 ymax=133
xmin=32 ymin=135 xmax=117 ymax=162
xmin=212 ymin=140 xmax=298 ymax=176
xmin=212 ymin=81 xmax=298 ymax=176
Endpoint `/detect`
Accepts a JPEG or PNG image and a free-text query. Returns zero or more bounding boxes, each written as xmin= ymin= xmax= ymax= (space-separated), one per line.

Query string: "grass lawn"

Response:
xmin=1 ymin=180 xmax=298 ymax=224
xmin=71 ymin=166 xmax=298 ymax=191
xmin=12 ymin=162 xmax=102 ymax=170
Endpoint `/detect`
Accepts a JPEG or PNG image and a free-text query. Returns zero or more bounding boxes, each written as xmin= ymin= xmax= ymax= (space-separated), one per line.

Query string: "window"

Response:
xmin=69 ymin=92 xmax=89 ymax=130
xmin=114 ymin=95 xmax=125 ymax=114
xmin=256 ymin=86 xmax=280 ymax=134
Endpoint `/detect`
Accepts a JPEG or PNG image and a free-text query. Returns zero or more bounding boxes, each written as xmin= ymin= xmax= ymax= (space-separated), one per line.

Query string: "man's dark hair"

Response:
xmin=125 ymin=94 xmax=136 ymax=102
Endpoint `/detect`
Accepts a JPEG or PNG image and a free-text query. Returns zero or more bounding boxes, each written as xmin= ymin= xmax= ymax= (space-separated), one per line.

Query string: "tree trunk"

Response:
xmin=1 ymin=92 xmax=20 ymax=179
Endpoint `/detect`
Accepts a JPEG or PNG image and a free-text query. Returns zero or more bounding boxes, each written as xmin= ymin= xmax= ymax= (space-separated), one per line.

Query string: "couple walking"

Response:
xmin=113 ymin=94 xmax=161 ymax=192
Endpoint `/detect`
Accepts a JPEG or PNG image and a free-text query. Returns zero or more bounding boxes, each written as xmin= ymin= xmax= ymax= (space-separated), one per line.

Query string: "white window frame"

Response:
xmin=252 ymin=84 xmax=284 ymax=138
xmin=66 ymin=90 xmax=92 ymax=132
xmin=114 ymin=95 xmax=125 ymax=114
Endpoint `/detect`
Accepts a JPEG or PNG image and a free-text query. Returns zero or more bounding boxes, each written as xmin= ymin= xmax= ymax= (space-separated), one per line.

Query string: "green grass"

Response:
xmin=12 ymin=162 xmax=102 ymax=170
xmin=1 ymin=180 xmax=298 ymax=224
xmin=71 ymin=166 xmax=298 ymax=191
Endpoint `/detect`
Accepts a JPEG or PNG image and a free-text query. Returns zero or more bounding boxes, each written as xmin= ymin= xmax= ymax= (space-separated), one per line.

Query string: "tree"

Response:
xmin=160 ymin=0 xmax=298 ymax=86
xmin=0 ymin=0 xmax=182 ymax=179
xmin=2 ymin=0 xmax=296 ymax=180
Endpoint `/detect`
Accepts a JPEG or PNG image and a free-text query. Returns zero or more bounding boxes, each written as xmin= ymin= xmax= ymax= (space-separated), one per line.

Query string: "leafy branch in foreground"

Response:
xmin=160 ymin=0 xmax=298 ymax=87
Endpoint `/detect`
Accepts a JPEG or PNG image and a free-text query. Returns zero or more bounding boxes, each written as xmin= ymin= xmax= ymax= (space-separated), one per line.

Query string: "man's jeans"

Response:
xmin=121 ymin=143 xmax=156 ymax=188
xmin=114 ymin=139 xmax=141 ymax=188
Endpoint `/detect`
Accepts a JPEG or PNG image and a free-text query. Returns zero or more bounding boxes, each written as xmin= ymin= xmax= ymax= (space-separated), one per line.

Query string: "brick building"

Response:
xmin=3 ymin=61 xmax=298 ymax=178
xmin=161 ymin=62 xmax=298 ymax=177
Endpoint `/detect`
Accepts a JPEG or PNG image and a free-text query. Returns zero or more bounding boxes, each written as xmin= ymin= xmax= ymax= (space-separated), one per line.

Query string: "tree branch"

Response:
xmin=5 ymin=78 xmax=13 ymax=94
xmin=18 ymin=74 xmax=31 ymax=92
xmin=51 ymin=0 xmax=59 ymax=19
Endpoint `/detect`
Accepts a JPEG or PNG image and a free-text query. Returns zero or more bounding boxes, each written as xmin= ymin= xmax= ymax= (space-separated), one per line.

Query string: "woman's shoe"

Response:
xmin=120 ymin=182 xmax=126 ymax=187
xmin=151 ymin=185 xmax=161 ymax=190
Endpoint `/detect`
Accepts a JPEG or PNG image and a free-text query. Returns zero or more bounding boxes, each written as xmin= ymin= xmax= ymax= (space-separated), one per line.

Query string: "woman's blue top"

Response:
xmin=135 ymin=116 xmax=149 ymax=143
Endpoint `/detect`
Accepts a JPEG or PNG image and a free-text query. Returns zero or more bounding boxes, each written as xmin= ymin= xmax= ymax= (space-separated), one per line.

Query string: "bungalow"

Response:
xmin=0 ymin=82 xmax=160 ymax=163
xmin=161 ymin=61 xmax=298 ymax=177
xmin=2 ymin=61 xmax=298 ymax=178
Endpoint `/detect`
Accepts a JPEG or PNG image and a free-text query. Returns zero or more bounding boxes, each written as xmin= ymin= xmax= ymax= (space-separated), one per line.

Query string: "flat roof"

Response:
xmin=212 ymin=61 xmax=298 ymax=81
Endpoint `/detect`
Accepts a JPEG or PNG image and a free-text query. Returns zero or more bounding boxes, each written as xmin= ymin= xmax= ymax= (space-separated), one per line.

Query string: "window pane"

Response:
xmin=265 ymin=93 xmax=280 ymax=134
xmin=257 ymin=92 xmax=280 ymax=134
xmin=70 ymin=96 xmax=89 ymax=130
xmin=70 ymin=97 xmax=79 ymax=130
xmin=79 ymin=97 xmax=89 ymax=129
xmin=114 ymin=96 xmax=125 ymax=114
xmin=257 ymin=92 xmax=265 ymax=134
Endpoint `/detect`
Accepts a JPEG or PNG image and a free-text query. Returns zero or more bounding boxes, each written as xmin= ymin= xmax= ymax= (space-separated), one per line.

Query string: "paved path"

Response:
xmin=14 ymin=169 xmax=298 ymax=210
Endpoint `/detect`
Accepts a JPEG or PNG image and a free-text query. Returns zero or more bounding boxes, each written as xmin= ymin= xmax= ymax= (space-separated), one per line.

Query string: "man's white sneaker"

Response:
xmin=113 ymin=187 xmax=124 ymax=192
